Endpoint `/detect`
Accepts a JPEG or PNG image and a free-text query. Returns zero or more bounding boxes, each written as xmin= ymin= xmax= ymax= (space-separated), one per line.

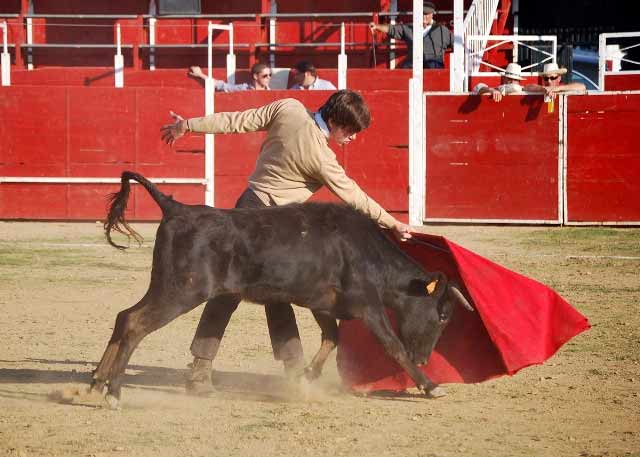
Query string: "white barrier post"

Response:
xmin=205 ymin=23 xmax=216 ymax=207
xmin=208 ymin=22 xmax=235 ymax=85
xmin=114 ymin=24 xmax=124 ymax=88
xmin=1 ymin=21 xmax=10 ymax=86
xmin=26 ymin=17 xmax=33 ymax=70
xmin=408 ymin=0 xmax=425 ymax=225
xmin=149 ymin=17 xmax=156 ymax=71
xmin=338 ymin=22 xmax=347 ymax=89
xmin=226 ymin=23 xmax=236 ymax=84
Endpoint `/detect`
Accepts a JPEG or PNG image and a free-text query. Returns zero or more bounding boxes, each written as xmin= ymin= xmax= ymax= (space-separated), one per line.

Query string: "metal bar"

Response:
xmin=142 ymin=14 xmax=258 ymax=19
xmin=254 ymin=41 xmax=369 ymax=48
xmin=408 ymin=0 xmax=424 ymax=226
xmin=21 ymin=44 xmax=134 ymax=48
xmin=0 ymin=177 xmax=207 ymax=184
xmin=138 ymin=43 xmax=249 ymax=48
xmin=25 ymin=14 xmax=138 ymax=19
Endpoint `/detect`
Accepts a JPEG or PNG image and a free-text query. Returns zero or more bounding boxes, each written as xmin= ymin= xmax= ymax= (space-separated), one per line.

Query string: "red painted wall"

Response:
xmin=604 ymin=74 xmax=640 ymax=92
xmin=424 ymin=93 xmax=561 ymax=221
xmin=565 ymin=93 xmax=640 ymax=223
xmin=0 ymin=87 xmax=410 ymax=220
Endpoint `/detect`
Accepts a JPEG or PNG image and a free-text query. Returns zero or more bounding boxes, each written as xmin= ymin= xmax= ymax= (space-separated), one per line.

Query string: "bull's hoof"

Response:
xmin=104 ymin=393 xmax=121 ymax=410
xmin=185 ymin=379 xmax=216 ymax=396
xmin=425 ymin=386 xmax=447 ymax=399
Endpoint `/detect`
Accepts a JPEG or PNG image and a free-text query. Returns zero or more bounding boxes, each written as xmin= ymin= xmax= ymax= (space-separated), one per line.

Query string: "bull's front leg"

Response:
xmin=305 ymin=312 xmax=339 ymax=381
xmin=362 ymin=308 xmax=446 ymax=398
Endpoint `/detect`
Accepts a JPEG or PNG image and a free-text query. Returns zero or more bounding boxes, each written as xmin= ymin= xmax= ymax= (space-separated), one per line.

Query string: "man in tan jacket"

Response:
xmin=161 ymin=90 xmax=412 ymax=394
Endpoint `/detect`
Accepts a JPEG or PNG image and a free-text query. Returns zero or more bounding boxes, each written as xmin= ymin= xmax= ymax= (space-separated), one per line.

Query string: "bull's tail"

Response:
xmin=104 ymin=171 xmax=173 ymax=250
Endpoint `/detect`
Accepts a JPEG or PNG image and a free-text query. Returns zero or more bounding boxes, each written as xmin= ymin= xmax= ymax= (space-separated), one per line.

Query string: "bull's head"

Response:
xmin=398 ymin=274 xmax=473 ymax=365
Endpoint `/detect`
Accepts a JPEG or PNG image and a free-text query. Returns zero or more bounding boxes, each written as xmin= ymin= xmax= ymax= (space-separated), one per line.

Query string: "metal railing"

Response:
xmin=463 ymin=0 xmax=499 ymax=73
xmin=598 ymin=31 xmax=640 ymax=90
xmin=465 ymin=34 xmax=557 ymax=89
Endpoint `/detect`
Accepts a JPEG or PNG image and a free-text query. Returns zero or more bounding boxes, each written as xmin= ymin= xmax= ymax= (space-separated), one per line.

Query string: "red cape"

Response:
xmin=336 ymin=233 xmax=590 ymax=392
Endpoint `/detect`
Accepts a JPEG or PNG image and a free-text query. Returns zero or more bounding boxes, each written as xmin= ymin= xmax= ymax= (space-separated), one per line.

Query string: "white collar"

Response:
xmin=314 ymin=112 xmax=330 ymax=138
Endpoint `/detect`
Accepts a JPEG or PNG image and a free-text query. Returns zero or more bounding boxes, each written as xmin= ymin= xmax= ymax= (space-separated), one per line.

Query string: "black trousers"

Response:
xmin=189 ymin=189 xmax=304 ymax=364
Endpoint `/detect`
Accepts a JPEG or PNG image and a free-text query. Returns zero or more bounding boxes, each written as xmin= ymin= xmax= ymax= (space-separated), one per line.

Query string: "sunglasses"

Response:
xmin=543 ymin=75 xmax=560 ymax=81
xmin=259 ymin=73 xmax=272 ymax=78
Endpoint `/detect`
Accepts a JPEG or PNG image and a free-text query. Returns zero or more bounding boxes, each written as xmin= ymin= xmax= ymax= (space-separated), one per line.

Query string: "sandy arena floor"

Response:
xmin=1 ymin=221 xmax=639 ymax=457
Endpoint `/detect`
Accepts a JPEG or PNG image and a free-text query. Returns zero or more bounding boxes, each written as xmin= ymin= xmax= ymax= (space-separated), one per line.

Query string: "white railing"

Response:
xmin=598 ymin=32 xmax=640 ymax=91
xmin=207 ymin=22 xmax=235 ymax=85
xmin=463 ymin=0 xmax=499 ymax=73
xmin=465 ymin=34 xmax=557 ymax=89
xmin=1 ymin=20 xmax=10 ymax=86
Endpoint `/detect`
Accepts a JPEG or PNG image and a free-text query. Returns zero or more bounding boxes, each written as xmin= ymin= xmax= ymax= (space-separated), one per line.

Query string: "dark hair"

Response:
xmin=293 ymin=61 xmax=317 ymax=77
xmin=251 ymin=63 xmax=269 ymax=75
xmin=320 ymin=90 xmax=371 ymax=133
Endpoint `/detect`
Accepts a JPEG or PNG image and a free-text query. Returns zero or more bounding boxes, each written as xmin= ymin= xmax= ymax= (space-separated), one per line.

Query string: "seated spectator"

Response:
xmin=189 ymin=63 xmax=272 ymax=92
xmin=473 ymin=63 xmax=538 ymax=102
xmin=369 ymin=1 xmax=451 ymax=69
xmin=289 ymin=61 xmax=337 ymax=90
xmin=525 ymin=63 xmax=587 ymax=99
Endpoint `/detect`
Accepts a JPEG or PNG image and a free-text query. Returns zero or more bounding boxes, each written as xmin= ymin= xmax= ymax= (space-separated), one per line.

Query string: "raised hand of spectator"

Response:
xmin=188 ymin=66 xmax=206 ymax=81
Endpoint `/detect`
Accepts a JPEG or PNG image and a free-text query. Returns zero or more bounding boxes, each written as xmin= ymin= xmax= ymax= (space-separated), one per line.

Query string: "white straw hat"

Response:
xmin=540 ymin=62 xmax=567 ymax=77
xmin=502 ymin=62 xmax=525 ymax=81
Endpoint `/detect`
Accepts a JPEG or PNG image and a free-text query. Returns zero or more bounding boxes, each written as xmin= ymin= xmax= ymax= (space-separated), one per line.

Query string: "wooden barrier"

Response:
xmin=0 ymin=87 xmax=410 ymax=220
xmin=565 ymin=92 xmax=640 ymax=224
xmin=424 ymin=93 xmax=562 ymax=223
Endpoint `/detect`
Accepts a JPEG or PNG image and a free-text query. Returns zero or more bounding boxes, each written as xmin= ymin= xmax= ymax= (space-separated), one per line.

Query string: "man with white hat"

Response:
xmin=526 ymin=62 xmax=586 ymax=99
xmin=473 ymin=62 xmax=531 ymax=102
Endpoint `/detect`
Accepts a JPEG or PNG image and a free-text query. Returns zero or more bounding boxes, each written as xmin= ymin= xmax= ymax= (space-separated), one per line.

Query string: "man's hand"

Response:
xmin=392 ymin=222 xmax=413 ymax=242
xmin=369 ymin=22 xmax=377 ymax=32
xmin=160 ymin=111 xmax=189 ymax=146
xmin=491 ymin=88 xmax=503 ymax=102
xmin=544 ymin=86 xmax=558 ymax=100
xmin=188 ymin=65 xmax=205 ymax=80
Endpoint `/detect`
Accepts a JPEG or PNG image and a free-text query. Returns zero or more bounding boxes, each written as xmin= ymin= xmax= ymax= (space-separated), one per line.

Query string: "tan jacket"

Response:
xmin=189 ymin=98 xmax=397 ymax=229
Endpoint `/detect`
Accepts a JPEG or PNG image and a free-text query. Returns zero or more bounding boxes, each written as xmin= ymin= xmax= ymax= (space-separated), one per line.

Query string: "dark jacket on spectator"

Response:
xmin=387 ymin=23 xmax=452 ymax=68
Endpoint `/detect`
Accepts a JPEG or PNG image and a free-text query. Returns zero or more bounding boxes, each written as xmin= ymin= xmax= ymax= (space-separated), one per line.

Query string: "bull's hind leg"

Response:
xmin=92 ymin=295 xmax=203 ymax=408
xmin=305 ymin=312 xmax=338 ymax=381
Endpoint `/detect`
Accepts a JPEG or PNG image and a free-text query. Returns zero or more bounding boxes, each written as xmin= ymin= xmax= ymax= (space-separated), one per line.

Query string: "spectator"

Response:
xmin=473 ymin=63 xmax=534 ymax=102
xmin=160 ymin=90 xmax=412 ymax=395
xmin=526 ymin=63 xmax=587 ymax=99
xmin=289 ymin=61 xmax=337 ymax=90
xmin=369 ymin=1 xmax=451 ymax=69
xmin=189 ymin=63 xmax=272 ymax=92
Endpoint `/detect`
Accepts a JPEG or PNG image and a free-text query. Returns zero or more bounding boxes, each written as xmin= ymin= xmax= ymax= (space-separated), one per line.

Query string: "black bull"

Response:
xmin=91 ymin=171 xmax=473 ymax=407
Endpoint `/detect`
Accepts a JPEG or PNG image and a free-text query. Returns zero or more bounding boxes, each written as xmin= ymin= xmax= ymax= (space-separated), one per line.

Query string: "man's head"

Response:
xmin=540 ymin=62 xmax=567 ymax=87
xmin=251 ymin=63 xmax=272 ymax=90
xmin=320 ymin=90 xmax=371 ymax=145
xmin=423 ymin=1 xmax=436 ymax=27
xmin=500 ymin=62 xmax=525 ymax=84
xmin=292 ymin=61 xmax=317 ymax=88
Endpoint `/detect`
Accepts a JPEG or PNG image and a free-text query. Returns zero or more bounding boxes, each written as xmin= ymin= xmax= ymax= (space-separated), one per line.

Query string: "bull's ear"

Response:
xmin=407 ymin=279 xmax=438 ymax=296
xmin=407 ymin=279 xmax=429 ymax=296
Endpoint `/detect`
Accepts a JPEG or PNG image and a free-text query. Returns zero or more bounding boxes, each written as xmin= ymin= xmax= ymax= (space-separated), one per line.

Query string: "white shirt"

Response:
xmin=290 ymin=77 xmax=337 ymax=91
xmin=314 ymin=112 xmax=330 ymax=138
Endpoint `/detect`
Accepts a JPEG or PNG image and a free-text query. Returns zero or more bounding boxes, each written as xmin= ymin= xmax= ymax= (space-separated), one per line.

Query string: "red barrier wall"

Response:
xmin=565 ymin=93 xmax=640 ymax=223
xmin=604 ymin=74 xmax=640 ymax=91
xmin=424 ymin=93 xmax=561 ymax=222
xmin=7 ymin=68 xmax=451 ymax=91
xmin=0 ymin=88 xmax=409 ymax=220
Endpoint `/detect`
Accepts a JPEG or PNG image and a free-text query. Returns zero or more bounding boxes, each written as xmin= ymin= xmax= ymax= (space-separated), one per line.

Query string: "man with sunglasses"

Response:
xmin=189 ymin=62 xmax=272 ymax=92
xmin=527 ymin=63 xmax=587 ymax=99
xmin=161 ymin=90 xmax=413 ymax=395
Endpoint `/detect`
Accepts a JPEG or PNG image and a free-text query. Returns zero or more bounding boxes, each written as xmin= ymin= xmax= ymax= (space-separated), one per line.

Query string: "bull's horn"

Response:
xmin=449 ymin=285 xmax=474 ymax=312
